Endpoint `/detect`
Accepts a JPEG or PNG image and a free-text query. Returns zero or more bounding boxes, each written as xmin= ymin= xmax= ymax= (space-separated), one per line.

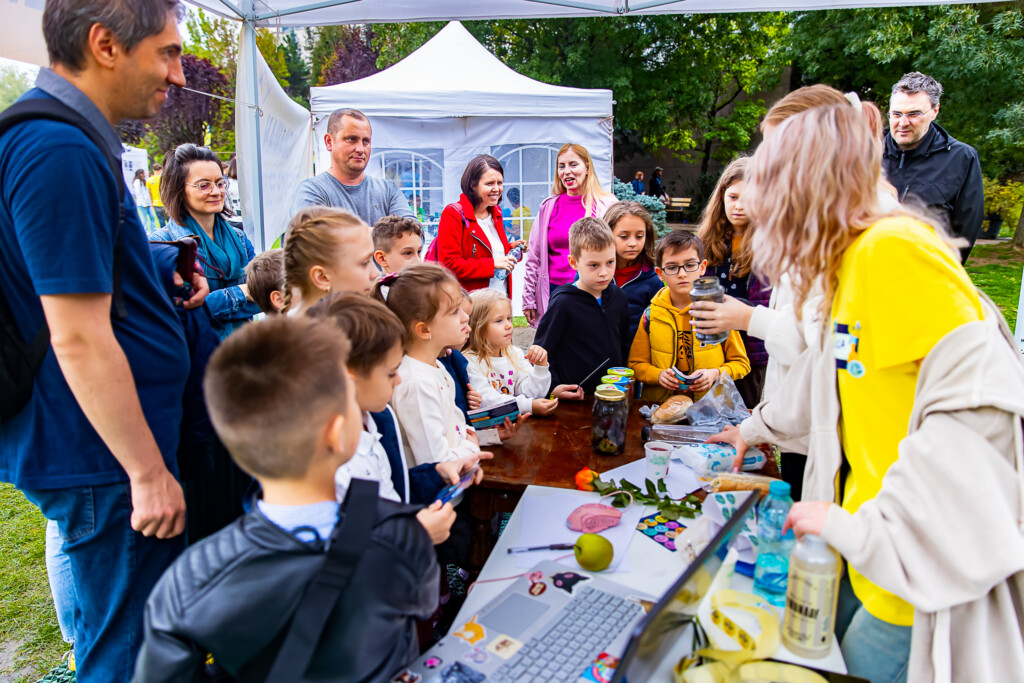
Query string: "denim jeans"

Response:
xmin=136 ymin=206 xmax=158 ymax=234
xmin=44 ymin=519 xmax=76 ymax=645
xmin=24 ymin=483 xmax=184 ymax=683
xmin=835 ymin=575 xmax=912 ymax=683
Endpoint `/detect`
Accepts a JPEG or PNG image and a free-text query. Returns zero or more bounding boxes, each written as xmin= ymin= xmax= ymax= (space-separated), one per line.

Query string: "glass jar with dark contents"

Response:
xmin=592 ymin=385 xmax=628 ymax=454
xmin=690 ymin=276 xmax=728 ymax=346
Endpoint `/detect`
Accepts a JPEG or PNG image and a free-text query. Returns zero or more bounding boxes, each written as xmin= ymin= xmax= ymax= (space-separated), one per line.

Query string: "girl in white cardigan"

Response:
xmin=463 ymin=289 xmax=563 ymax=417
xmin=374 ymin=264 xmax=483 ymax=466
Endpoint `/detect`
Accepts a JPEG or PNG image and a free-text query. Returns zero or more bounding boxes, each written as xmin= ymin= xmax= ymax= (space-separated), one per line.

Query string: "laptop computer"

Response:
xmin=392 ymin=491 xmax=760 ymax=683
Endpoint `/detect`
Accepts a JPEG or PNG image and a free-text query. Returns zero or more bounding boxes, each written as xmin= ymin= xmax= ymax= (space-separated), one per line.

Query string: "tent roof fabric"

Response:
xmin=190 ymin=0 xmax=993 ymax=27
xmin=309 ymin=22 xmax=612 ymax=118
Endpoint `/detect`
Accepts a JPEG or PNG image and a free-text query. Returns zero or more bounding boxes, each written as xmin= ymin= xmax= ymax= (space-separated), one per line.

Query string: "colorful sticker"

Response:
xmin=391 ymin=670 xmax=422 ymax=683
xmin=581 ymin=652 xmax=621 ymax=683
xmin=528 ymin=581 xmax=547 ymax=596
xmin=462 ymin=648 xmax=489 ymax=665
xmin=451 ymin=616 xmax=486 ymax=645
xmin=628 ymin=596 xmax=657 ymax=614
xmin=551 ymin=571 xmax=590 ymax=594
xmin=423 ymin=656 xmax=443 ymax=669
xmin=438 ymin=661 xmax=486 ymax=683
xmin=637 ymin=512 xmax=685 ymax=552
xmin=486 ymin=634 xmax=524 ymax=660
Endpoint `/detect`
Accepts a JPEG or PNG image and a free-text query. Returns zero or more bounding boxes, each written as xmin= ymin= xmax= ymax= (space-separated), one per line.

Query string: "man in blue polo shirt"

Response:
xmin=0 ymin=1 xmax=191 ymax=681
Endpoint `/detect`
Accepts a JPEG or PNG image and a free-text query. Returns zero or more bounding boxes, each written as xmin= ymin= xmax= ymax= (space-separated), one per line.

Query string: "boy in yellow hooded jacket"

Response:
xmin=629 ymin=231 xmax=749 ymax=403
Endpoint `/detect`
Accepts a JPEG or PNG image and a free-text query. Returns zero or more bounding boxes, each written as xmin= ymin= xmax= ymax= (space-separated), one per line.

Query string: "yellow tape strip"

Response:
xmin=674 ymin=590 xmax=829 ymax=683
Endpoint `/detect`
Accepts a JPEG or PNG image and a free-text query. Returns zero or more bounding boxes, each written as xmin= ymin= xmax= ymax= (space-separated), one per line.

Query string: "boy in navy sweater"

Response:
xmin=535 ymin=217 xmax=630 ymax=395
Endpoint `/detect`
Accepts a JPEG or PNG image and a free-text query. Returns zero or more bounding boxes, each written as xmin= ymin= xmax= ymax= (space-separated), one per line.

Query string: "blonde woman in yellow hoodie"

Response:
xmin=628 ymin=230 xmax=749 ymax=403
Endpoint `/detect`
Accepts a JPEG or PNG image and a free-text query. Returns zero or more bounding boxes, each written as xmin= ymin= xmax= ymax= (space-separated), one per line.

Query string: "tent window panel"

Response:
xmin=374 ymin=148 xmax=444 ymax=240
xmin=493 ymin=143 xmax=560 ymax=243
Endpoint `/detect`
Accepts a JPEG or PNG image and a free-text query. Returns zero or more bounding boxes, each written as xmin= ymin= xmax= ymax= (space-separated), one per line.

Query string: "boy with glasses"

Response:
xmin=882 ymin=71 xmax=983 ymax=262
xmin=629 ymin=230 xmax=749 ymax=402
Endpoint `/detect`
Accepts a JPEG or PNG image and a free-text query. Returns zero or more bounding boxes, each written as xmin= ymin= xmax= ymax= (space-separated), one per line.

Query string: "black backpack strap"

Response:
xmin=264 ymin=478 xmax=379 ymax=683
xmin=0 ymin=98 xmax=127 ymax=318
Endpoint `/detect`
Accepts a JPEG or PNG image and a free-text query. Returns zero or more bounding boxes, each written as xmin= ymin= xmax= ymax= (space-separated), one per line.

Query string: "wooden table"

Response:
xmin=465 ymin=399 xmax=779 ymax=568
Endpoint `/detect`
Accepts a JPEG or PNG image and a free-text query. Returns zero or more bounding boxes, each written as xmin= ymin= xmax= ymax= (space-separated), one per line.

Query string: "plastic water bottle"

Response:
xmin=753 ymin=481 xmax=795 ymax=607
xmin=495 ymin=246 xmax=523 ymax=281
xmin=782 ymin=534 xmax=841 ymax=659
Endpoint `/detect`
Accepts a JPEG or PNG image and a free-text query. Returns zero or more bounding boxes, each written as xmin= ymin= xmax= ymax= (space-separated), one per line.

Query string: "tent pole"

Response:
xmin=242 ymin=5 xmax=267 ymax=252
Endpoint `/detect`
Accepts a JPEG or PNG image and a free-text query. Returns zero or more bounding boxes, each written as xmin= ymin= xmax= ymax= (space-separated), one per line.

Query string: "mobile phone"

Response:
xmin=672 ymin=368 xmax=703 ymax=389
xmin=434 ymin=466 xmax=480 ymax=505
xmin=175 ymin=236 xmax=199 ymax=284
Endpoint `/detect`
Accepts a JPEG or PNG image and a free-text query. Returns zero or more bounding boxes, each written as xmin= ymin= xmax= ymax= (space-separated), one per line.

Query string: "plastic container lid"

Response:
xmin=601 ymin=375 xmax=628 ymax=385
xmin=608 ymin=367 xmax=634 ymax=377
xmin=769 ymin=481 xmax=792 ymax=497
xmin=594 ymin=385 xmax=626 ymax=402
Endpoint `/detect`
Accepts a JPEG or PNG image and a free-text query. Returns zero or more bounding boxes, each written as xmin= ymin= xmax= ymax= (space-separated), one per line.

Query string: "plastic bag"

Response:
xmin=685 ymin=373 xmax=751 ymax=430
xmin=675 ymin=443 xmax=766 ymax=476
xmin=641 ymin=423 xmax=721 ymax=445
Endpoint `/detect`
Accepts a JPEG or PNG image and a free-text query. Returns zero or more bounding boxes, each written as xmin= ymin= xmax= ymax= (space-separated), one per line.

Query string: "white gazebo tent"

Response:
xmin=311 ymin=21 xmax=613 ymax=313
xmin=310 ymin=21 xmax=611 ymax=235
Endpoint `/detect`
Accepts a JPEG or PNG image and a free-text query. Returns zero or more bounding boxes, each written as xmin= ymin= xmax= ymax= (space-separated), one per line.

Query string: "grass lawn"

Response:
xmin=0 ymin=242 xmax=1020 ymax=681
xmin=965 ymin=240 xmax=1023 ymax=330
xmin=0 ymin=484 xmax=65 ymax=682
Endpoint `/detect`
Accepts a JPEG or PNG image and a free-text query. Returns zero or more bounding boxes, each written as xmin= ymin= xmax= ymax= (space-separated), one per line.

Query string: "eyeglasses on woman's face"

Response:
xmin=186 ymin=178 xmax=228 ymax=194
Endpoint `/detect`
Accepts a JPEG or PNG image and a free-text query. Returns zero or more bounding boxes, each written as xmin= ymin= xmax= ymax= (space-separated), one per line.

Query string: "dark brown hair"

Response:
xmin=656 ymin=230 xmax=705 ymax=267
xmin=605 ymin=200 xmax=656 ymax=268
xmin=460 ymin=155 xmax=504 ymax=208
xmin=160 ymin=143 xmax=230 ymax=226
xmin=371 ymin=263 xmax=460 ymax=347
xmin=43 ymin=0 xmax=183 ymax=72
xmin=698 ymin=157 xmax=751 ymax=277
xmin=244 ymin=248 xmax=284 ymax=315
xmin=372 ymin=215 xmax=423 ymax=253
xmin=282 ymin=207 xmax=369 ymax=313
xmin=203 ymin=316 xmax=351 ymax=479
xmin=308 ymin=292 xmax=405 ymax=375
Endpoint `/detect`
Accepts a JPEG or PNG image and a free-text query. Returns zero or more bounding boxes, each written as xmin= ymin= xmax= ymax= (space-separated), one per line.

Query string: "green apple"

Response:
xmin=574 ymin=533 xmax=614 ymax=571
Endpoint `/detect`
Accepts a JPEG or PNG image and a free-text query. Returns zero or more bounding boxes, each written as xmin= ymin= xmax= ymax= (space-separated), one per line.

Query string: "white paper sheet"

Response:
xmin=600 ymin=458 xmax=704 ymax=499
xmin=514 ymin=489 xmax=645 ymax=571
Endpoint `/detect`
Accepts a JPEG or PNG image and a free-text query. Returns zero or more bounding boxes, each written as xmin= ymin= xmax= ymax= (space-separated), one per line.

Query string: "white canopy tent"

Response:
xmin=310 ymin=21 xmax=613 ymax=312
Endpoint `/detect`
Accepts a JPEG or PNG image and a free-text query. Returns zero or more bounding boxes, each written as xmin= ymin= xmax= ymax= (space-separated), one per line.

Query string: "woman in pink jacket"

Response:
xmin=522 ymin=143 xmax=616 ymax=326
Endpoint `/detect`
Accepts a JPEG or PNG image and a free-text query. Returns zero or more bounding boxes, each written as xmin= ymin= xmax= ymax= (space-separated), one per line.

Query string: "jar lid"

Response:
xmin=607 ymin=367 xmax=634 ymax=377
xmin=594 ymin=385 xmax=626 ymax=401
xmin=600 ymin=375 xmax=627 ymax=385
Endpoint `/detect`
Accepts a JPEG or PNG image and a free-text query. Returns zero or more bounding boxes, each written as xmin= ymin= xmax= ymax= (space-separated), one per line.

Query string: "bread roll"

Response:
xmin=652 ymin=395 xmax=694 ymax=424
xmin=709 ymin=472 xmax=778 ymax=494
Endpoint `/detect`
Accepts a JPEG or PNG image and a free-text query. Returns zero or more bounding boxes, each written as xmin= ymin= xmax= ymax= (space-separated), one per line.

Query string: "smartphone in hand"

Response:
xmin=434 ymin=466 xmax=480 ymax=505
xmin=672 ymin=368 xmax=704 ymax=390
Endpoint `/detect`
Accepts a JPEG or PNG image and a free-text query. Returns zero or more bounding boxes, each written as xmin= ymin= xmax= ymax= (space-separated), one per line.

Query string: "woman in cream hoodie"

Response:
xmin=713 ymin=104 xmax=1024 ymax=682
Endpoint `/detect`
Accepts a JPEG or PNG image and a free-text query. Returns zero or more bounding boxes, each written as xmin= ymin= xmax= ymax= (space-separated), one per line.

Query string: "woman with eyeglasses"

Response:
xmin=151 ymin=143 xmax=261 ymax=339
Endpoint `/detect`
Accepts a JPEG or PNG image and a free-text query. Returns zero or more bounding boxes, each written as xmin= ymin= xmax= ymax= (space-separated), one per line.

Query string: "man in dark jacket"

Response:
xmin=882 ymin=71 xmax=983 ymax=262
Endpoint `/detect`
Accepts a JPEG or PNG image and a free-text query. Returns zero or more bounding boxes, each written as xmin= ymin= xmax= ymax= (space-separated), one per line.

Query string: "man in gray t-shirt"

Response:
xmin=289 ymin=108 xmax=412 ymax=225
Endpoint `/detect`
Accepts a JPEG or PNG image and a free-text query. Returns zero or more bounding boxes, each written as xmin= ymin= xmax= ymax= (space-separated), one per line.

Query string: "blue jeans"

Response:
xmin=136 ymin=206 xmax=158 ymax=233
xmin=24 ymin=483 xmax=184 ymax=683
xmin=835 ymin=575 xmax=912 ymax=683
xmin=45 ymin=519 xmax=76 ymax=645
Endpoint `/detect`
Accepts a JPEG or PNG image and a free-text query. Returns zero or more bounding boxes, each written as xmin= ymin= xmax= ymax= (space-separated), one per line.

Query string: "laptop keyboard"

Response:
xmin=488 ymin=587 xmax=641 ymax=683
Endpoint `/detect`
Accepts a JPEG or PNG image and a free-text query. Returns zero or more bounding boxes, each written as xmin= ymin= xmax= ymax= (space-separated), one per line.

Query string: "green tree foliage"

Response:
xmin=0 ymin=64 xmax=33 ymax=113
xmin=790 ymin=4 xmax=1024 ymax=178
xmin=310 ymin=25 xmax=379 ymax=86
xmin=373 ymin=15 xmax=788 ymax=187
xmin=280 ymin=31 xmax=310 ymax=107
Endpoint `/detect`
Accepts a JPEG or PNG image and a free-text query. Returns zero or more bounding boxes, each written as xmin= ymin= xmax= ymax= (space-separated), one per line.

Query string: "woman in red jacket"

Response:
xmin=437 ymin=155 xmax=524 ymax=296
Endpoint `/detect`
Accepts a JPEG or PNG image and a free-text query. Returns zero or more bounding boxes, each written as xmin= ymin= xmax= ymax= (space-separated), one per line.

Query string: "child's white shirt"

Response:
xmin=334 ymin=412 xmax=401 ymax=503
xmin=391 ymin=355 xmax=481 ymax=466
xmin=464 ymin=346 xmax=552 ymax=415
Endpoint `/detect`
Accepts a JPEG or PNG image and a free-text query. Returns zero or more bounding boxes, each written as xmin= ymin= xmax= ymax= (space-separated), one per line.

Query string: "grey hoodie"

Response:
xmin=742 ymin=293 xmax=1024 ymax=682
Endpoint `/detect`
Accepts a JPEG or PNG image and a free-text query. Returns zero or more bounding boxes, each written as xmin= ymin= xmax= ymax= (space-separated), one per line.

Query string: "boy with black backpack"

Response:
xmin=133 ymin=316 xmax=439 ymax=682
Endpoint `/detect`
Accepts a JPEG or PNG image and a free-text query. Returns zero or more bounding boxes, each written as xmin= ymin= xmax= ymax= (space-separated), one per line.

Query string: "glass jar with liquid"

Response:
xmin=690 ymin=276 xmax=728 ymax=346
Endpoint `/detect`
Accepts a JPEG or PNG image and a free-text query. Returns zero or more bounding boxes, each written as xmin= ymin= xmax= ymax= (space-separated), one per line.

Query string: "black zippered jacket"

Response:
xmin=133 ymin=501 xmax=438 ymax=682
xmin=882 ymin=123 xmax=983 ymax=262
xmin=535 ymin=283 xmax=630 ymax=394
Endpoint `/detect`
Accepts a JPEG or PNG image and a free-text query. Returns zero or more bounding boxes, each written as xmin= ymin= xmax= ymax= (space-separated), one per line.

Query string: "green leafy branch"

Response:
xmin=592 ymin=477 xmax=702 ymax=520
